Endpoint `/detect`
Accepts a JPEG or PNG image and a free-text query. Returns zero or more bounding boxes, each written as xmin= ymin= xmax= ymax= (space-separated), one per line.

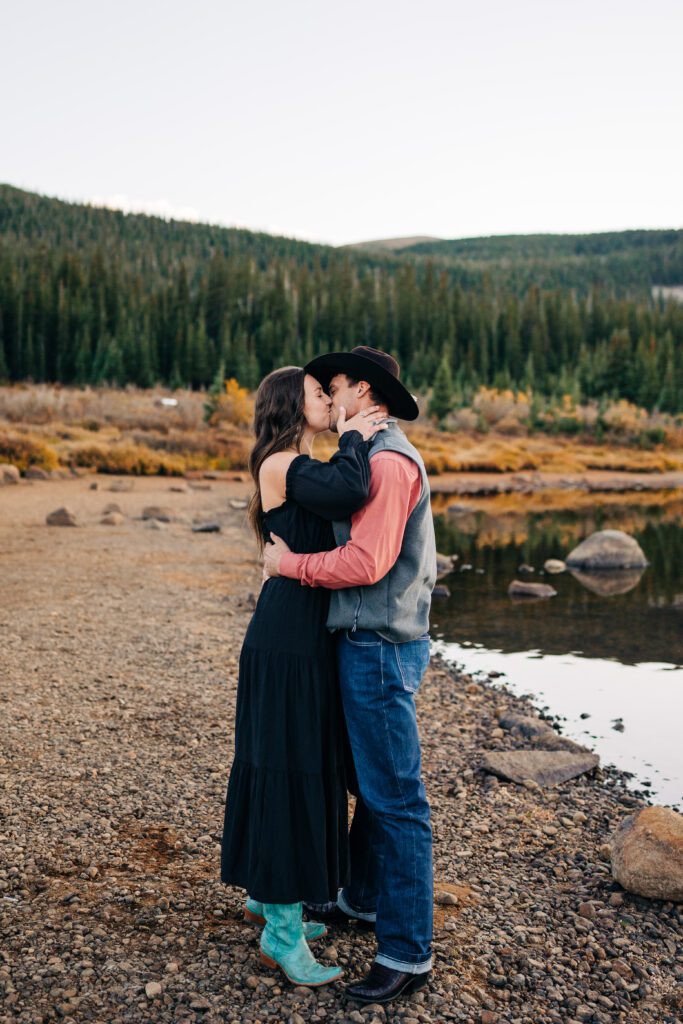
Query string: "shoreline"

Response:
xmin=0 ymin=475 xmax=680 ymax=1023
xmin=5 ymin=463 xmax=683 ymax=498
xmin=428 ymin=468 xmax=683 ymax=497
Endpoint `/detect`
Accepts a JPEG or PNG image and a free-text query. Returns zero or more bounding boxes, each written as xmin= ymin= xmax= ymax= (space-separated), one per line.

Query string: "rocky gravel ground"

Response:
xmin=1 ymin=474 xmax=681 ymax=1024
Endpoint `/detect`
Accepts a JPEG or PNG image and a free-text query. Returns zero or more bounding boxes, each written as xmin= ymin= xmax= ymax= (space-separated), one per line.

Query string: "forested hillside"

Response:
xmin=1 ymin=185 xmax=682 ymax=412
xmin=371 ymin=230 xmax=683 ymax=293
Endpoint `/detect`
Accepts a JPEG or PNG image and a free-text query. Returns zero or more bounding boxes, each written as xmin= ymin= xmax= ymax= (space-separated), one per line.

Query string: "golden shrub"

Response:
xmin=207 ymin=379 xmax=254 ymax=428
xmin=601 ymin=399 xmax=649 ymax=433
xmin=0 ymin=430 xmax=59 ymax=471
xmin=64 ymin=441 xmax=186 ymax=476
xmin=472 ymin=386 xmax=531 ymax=426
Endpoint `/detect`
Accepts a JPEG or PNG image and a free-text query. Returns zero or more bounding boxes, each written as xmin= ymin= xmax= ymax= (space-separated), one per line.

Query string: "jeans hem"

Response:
xmin=338 ymin=889 xmax=377 ymax=922
xmin=375 ymin=953 xmax=432 ymax=975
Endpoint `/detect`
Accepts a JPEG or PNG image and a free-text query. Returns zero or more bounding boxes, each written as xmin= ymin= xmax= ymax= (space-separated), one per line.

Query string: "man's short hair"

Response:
xmin=344 ymin=375 xmax=388 ymax=408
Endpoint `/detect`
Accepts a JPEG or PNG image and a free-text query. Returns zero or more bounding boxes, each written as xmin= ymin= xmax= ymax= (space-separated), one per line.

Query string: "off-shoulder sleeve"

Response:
xmin=285 ymin=430 xmax=371 ymax=520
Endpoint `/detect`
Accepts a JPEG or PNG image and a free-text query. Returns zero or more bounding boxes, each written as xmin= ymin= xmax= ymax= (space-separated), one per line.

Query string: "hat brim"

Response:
xmin=304 ymin=352 xmax=419 ymax=421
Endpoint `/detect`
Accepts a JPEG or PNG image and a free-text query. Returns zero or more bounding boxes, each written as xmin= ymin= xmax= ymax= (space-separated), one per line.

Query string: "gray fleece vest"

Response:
xmin=326 ymin=424 xmax=437 ymax=643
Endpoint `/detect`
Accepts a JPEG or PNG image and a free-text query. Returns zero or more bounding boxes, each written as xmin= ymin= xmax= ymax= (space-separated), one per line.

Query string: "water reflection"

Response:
xmin=432 ymin=502 xmax=683 ymax=666
xmin=430 ymin=493 xmax=683 ymax=808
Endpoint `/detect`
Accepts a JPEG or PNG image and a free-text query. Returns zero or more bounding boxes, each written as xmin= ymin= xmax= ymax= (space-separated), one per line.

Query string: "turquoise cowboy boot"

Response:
xmin=259 ymin=902 xmax=342 ymax=987
xmin=244 ymin=896 xmax=327 ymax=941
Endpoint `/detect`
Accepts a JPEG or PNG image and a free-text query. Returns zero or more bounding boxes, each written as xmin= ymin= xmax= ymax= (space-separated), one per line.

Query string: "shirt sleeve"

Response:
xmin=283 ymin=430 xmax=371 ymax=521
xmin=279 ymin=452 xmax=422 ymax=589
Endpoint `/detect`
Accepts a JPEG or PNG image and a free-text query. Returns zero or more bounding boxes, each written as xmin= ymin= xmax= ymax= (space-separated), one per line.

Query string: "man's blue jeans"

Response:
xmin=337 ymin=628 xmax=433 ymax=974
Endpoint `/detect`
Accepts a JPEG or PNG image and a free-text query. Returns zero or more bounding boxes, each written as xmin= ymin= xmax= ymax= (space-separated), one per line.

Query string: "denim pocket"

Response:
xmin=395 ymin=636 xmax=431 ymax=693
xmin=345 ymin=628 xmax=382 ymax=647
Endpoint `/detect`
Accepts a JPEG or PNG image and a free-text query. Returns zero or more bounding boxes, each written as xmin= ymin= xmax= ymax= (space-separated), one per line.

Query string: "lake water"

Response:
xmin=429 ymin=490 xmax=683 ymax=809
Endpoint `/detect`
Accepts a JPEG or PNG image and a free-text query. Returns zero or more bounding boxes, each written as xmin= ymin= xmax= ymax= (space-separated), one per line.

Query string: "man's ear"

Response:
xmin=357 ymin=380 xmax=372 ymax=399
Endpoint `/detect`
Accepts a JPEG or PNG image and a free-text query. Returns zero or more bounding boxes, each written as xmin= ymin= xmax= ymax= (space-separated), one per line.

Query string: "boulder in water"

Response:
xmin=436 ymin=552 xmax=457 ymax=578
xmin=508 ymin=580 xmax=557 ymax=599
xmin=566 ymin=529 xmax=648 ymax=570
xmin=544 ymin=558 xmax=566 ymax=574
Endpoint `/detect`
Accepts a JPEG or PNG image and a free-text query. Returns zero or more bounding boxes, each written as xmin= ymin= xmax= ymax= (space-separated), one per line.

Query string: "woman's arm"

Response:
xmin=286 ymin=431 xmax=372 ymax=521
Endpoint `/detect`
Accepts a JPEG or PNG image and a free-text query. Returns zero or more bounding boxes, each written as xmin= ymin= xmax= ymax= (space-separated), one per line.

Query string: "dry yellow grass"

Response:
xmin=2 ymin=383 xmax=683 ymax=477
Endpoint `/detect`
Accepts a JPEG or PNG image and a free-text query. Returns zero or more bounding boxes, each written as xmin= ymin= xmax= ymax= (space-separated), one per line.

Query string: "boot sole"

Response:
xmin=345 ymin=971 xmax=430 ymax=1005
xmin=259 ymin=951 xmax=342 ymax=987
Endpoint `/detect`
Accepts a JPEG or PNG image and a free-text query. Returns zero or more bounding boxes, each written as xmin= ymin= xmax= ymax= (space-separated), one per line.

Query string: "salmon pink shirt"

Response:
xmin=279 ymin=451 xmax=421 ymax=588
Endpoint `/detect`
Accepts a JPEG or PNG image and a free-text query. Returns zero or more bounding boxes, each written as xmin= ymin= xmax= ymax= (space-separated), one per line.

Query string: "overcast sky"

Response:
xmin=3 ymin=0 xmax=682 ymax=245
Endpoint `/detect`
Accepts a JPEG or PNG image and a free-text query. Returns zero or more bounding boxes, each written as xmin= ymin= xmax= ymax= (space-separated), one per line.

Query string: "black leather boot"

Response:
xmin=303 ymin=902 xmax=375 ymax=932
xmin=345 ymin=962 xmax=431 ymax=1004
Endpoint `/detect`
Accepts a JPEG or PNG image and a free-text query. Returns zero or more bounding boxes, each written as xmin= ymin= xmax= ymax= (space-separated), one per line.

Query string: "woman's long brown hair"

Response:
xmin=247 ymin=366 xmax=306 ymax=550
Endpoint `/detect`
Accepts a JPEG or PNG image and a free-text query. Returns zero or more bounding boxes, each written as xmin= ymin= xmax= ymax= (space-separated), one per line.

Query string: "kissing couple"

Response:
xmin=221 ymin=346 xmax=437 ymax=1006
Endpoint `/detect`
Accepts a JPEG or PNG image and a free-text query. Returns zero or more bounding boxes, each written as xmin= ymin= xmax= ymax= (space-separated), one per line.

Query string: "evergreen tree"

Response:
xmin=429 ymin=351 xmax=454 ymax=422
xmin=0 ymin=310 xmax=8 ymax=380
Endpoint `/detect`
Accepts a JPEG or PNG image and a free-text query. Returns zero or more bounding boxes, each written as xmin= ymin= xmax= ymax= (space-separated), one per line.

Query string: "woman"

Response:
xmin=221 ymin=366 xmax=387 ymax=987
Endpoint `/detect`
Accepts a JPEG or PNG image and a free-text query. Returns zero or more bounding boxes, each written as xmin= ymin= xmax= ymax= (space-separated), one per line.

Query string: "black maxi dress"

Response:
xmin=220 ymin=430 xmax=371 ymax=905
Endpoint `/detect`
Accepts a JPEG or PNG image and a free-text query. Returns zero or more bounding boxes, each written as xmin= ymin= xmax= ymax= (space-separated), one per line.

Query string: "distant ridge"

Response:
xmin=2 ymin=185 xmax=682 ymax=295
xmin=343 ymin=235 xmax=442 ymax=252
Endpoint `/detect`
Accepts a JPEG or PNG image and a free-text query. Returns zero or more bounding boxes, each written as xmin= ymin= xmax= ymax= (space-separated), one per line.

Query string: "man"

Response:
xmin=263 ymin=346 xmax=437 ymax=1005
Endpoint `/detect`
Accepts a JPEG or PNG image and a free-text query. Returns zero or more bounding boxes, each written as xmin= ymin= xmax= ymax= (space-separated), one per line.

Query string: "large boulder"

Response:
xmin=481 ymin=749 xmax=599 ymax=788
xmin=566 ymin=530 xmax=648 ymax=570
xmin=46 ymin=507 xmax=77 ymax=527
xmin=0 ymin=464 xmax=20 ymax=485
xmin=610 ymin=806 xmax=683 ymax=901
xmin=25 ymin=466 xmax=50 ymax=480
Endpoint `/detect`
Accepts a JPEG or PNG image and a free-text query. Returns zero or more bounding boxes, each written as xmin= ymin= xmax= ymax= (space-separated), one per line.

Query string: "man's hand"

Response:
xmin=263 ymin=533 xmax=292 ymax=579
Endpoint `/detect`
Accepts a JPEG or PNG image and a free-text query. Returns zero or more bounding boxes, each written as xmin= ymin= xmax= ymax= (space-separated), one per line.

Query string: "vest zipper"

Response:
xmin=351 ymin=590 xmax=363 ymax=632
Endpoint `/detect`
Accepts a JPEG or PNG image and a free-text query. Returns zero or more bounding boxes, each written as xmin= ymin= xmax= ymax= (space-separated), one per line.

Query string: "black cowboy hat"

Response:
xmin=304 ymin=346 xmax=419 ymax=421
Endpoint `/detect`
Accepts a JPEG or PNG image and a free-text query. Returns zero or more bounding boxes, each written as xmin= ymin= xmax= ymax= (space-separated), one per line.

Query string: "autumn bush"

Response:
xmin=1 ymin=383 xmax=682 ymax=478
xmin=204 ymin=378 xmax=254 ymax=427
xmin=0 ymin=430 xmax=59 ymax=471
xmin=63 ymin=441 xmax=187 ymax=475
xmin=471 ymin=386 xmax=531 ymax=430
